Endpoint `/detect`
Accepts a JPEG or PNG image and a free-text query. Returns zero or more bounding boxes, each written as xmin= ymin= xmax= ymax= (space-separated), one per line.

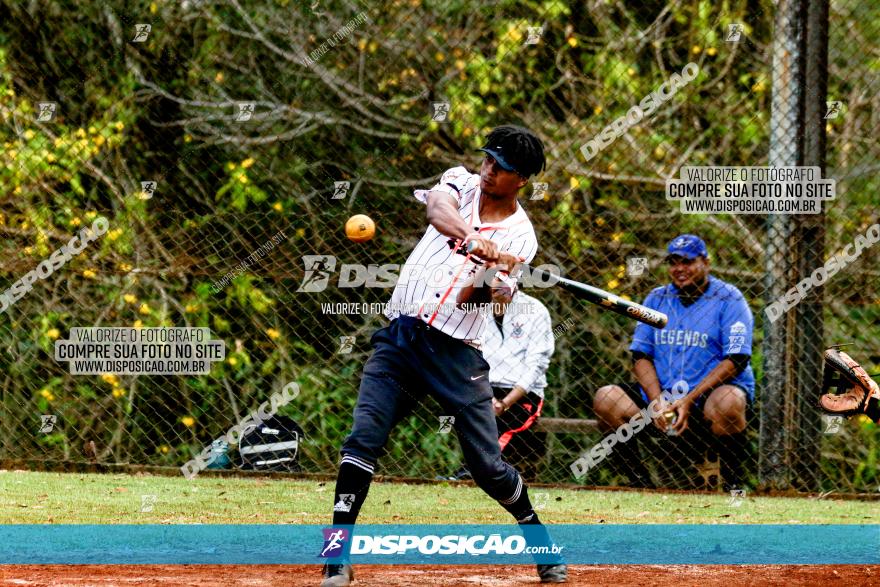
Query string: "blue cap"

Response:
xmin=666 ymin=234 xmax=708 ymax=259
xmin=478 ymin=147 xmax=517 ymax=173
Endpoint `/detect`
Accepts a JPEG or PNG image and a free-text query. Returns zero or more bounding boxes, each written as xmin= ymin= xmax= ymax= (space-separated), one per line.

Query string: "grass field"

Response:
xmin=2 ymin=470 xmax=878 ymax=586
xmin=1 ymin=470 xmax=875 ymax=525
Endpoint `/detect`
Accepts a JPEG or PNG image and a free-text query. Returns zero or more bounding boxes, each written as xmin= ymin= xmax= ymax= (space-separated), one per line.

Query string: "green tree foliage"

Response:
xmin=0 ymin=0 xmax=876 ymax=491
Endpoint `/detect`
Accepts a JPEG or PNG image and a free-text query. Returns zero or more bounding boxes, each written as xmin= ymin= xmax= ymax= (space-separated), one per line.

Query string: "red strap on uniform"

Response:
xmin=499 ymin=398 xmax=544 ymax=451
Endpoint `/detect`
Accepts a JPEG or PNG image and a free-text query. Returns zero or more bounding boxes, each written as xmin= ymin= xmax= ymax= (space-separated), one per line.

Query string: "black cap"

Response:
xmin=478 ymin=125 xmax=546 ymax=178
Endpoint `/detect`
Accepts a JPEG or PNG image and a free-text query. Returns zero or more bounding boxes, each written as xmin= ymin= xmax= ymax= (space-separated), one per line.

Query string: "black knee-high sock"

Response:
xmin=500 ymin=481 xmax=563 ymax=564
xmin=331 ymin=458 xmax=375 ymax=527
xmin=498 ymin=473 xmax=534 ymax=521
xmin=718 ymin=432 xmax=748 ymax=490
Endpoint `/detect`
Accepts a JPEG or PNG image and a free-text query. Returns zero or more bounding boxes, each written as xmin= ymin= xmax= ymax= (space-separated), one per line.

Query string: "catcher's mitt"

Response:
xmin=818 ymin=348 xmax=880 ymax=416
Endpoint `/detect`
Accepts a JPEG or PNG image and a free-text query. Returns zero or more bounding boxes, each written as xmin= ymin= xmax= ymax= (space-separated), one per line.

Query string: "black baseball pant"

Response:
xmin=342 ymin=316 xmax=524 ymax=505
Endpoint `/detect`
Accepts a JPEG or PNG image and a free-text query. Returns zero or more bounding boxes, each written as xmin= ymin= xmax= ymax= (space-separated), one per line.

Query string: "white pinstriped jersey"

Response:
xmin=384 ymin=166 xmax=538 ymax=343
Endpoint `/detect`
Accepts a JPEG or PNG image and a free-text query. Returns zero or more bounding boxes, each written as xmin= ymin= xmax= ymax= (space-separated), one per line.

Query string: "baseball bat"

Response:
xmin=465 ymin=241 xmax=668 ymax=328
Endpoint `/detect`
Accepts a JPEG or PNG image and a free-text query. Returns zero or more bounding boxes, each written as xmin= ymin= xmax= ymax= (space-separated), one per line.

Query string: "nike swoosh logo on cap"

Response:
xmin=470 ymin=374 xmax=485 ymax=380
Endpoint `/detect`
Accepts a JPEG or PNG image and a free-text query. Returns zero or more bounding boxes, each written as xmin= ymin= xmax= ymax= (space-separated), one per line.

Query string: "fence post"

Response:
xmin=761 ymin=0 xmax=806 ymax=490
xmin=762 ymin=0 xmax=828 ymax=491
xmin=791 ymin=0 xmax=829 ymax=491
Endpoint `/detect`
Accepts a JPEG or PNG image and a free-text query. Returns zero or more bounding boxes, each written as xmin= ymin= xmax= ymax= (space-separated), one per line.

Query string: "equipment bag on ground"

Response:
xmin=237 ymin=415 xmax=304 ymax=472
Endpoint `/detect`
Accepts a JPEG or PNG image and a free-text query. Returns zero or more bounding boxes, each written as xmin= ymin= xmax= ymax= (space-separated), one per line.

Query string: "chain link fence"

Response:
xmin=0 ymin=0 xmax=877 ymax=494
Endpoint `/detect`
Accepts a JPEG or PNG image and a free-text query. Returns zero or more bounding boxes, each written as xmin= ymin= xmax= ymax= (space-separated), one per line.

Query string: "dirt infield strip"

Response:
xmin=1 ymin=565 xmax=876 ymax=586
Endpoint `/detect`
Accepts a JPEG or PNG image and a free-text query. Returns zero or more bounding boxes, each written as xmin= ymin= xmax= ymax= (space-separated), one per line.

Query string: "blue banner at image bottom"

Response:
xmin=0 ymin=525 xmax=876 ymax=565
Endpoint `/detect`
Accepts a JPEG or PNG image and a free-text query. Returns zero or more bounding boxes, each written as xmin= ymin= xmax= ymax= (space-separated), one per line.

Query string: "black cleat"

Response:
xmin=723 ymin=481 xmax=746 ymax=493
xmin=320 ymin=563 xmax=354 ymax=586
xmin=537 ymin=563 xmax=568 ymax=583
xmin=451 ymin=467 xmax=472 ymax=480
xmin=436 ymin=467 xmax=472 ymax=481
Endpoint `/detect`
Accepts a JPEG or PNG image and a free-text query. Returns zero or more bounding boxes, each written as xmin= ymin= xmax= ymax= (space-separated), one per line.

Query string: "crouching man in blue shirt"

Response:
xmin=593 ymin=235 xmax=755 ymax=490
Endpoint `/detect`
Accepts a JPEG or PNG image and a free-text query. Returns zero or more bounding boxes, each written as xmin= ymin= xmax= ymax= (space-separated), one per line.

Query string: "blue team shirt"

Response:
xmin=629 ymin=275 xmax=755 ymax=403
